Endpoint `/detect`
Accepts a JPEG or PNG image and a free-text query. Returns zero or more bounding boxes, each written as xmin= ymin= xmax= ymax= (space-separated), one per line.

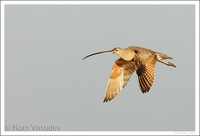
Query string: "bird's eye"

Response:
xmin=113 ymin=48 xmax=119 ymax=52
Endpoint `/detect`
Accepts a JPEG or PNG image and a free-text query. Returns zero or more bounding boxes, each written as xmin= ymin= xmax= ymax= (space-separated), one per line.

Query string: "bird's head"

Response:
xmin=83 ymin=47 xmax=135 ymax=61
xmin=112 ymin=47 xmax=122 ymax=55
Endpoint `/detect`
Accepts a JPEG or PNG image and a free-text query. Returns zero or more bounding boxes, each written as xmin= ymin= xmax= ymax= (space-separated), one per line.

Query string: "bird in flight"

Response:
xmin=83 ymin=46 xmax=176 ymax=102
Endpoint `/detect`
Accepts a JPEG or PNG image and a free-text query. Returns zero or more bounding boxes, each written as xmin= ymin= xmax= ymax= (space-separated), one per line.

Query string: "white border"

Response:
xmin=195 ymin=1 xmax=200 ymax=135
xmin=1 ymin=1 xmax=199 ymax=135
xmin=1 ymin=1 xmax=199 ymax=5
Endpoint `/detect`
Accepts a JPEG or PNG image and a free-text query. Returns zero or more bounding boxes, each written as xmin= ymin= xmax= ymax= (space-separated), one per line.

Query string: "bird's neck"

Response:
xmin=119 ymin=50 xmax=135 ymax=61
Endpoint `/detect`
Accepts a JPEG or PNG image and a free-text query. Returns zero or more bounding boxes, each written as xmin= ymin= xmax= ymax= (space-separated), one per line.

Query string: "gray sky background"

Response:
xmin=5 ymin=4 xmax=195 ymax=131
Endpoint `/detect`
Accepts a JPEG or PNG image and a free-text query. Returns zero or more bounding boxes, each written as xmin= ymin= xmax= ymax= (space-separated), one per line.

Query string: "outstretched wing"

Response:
xmin=103 ymin=58 xmax=136 ymax=102
xmin=136 ymin=54 xmax=157 ymax=93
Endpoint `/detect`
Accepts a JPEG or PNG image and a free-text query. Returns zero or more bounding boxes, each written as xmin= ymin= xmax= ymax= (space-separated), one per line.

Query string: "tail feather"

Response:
xmin=156 ymin=53 xmax=173 ymax=60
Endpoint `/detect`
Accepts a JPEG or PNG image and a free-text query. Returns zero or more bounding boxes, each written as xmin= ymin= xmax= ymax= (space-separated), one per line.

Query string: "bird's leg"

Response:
xmin=158 ymin=60 xmax=176 ymax=67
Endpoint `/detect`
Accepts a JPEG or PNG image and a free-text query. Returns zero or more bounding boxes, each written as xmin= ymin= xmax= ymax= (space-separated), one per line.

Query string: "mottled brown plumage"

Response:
xmin=83 ymin=46 xmax=176 ymax=102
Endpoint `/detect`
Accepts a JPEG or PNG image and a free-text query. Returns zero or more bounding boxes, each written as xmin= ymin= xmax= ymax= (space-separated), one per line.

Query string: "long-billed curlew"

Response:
xmin=83 ymin=46 xmax=176 ymax=102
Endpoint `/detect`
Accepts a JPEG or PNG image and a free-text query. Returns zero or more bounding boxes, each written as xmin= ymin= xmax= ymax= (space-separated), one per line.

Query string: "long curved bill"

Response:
xmin=82 ymin=50 xmax=113 ymax=60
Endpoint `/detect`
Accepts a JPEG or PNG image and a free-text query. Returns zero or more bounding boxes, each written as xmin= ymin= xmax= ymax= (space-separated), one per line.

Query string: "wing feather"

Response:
xmin=103 ymin=58 xmax=135 ymax=102
xmin=136 ymin=55 xmax=157 ymax=93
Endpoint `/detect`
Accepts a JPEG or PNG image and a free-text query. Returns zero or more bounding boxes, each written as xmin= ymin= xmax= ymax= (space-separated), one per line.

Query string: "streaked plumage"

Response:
xmin=83 ymin=46 xmax=176 ymax=102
